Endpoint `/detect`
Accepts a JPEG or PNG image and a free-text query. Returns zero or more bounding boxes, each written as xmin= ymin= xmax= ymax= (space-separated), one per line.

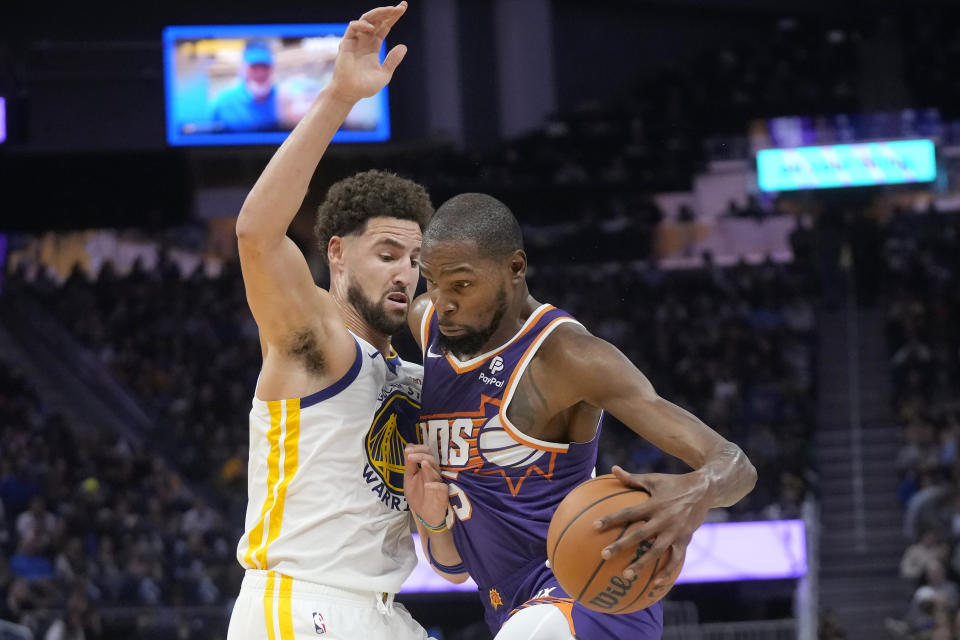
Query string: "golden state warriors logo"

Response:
xmin=363 ymin=391 xmax=423 ymax=512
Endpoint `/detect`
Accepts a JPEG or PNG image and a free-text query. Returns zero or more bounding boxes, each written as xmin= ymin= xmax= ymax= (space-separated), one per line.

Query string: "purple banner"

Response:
xmin=401 ymin=519 xmax=807 ymax=594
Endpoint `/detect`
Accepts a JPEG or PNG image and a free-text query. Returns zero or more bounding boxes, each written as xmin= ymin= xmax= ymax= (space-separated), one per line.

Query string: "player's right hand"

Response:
xmin=404 ymin=443 xmax=449 ymax=528
xmin=327 ymin=2 xmax=408 ymax=103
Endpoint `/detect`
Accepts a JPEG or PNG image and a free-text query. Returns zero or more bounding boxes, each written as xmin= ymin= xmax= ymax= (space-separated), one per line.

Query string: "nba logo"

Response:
xmin=489 ymin=356 xmax=504 ymax=375
xmin=312 ymin=611 xmax=327 ymax=635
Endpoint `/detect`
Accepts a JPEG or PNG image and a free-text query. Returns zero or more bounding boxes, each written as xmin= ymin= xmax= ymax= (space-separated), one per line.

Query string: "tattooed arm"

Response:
xmin=537 ymin=324 xmax=757 ymax=589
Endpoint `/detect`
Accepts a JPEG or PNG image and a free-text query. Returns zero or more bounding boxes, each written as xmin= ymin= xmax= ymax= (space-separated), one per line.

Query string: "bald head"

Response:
xmin=423 ymin=193 xmax=523 ymax=259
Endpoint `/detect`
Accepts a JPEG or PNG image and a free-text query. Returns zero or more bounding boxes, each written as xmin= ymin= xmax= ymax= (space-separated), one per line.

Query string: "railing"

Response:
xmin=796 ymin=498 xmax=820 ymax=640
xmin=663 ymin=619 xmax=796 ymax=640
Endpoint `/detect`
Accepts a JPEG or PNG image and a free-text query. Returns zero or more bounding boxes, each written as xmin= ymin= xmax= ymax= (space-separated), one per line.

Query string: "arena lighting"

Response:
xmin=757 ymin=139 xmax=936 ymax=191
xmin=0 ymin=97 xmax=6 ymax=144
xmin=401 ymin=519 xmax=806 ymax=593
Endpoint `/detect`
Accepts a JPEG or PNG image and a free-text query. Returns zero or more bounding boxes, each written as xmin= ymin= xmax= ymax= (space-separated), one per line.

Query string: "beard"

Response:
xmin=346 ymin=278 xmax=407 ymax=337
xmin=246 ymin=79 xmax=273 ymax=100
xmin=438 ymin=288 xmax=508 ymax=359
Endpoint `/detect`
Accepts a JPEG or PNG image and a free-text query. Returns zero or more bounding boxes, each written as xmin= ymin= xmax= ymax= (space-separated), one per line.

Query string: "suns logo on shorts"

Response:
xmin=362 ymin=391 xmax=422 ymax=512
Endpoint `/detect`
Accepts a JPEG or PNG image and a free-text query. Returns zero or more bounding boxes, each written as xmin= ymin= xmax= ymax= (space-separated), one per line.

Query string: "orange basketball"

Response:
xmin=546 ymin=474 xmax=682 ymax=614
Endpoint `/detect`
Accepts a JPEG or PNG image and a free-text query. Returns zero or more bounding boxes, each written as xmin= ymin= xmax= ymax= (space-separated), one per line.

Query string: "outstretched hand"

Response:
xmin=327 ymin=2 xmax=409 ymax=103
xmin=404 ymin=443 xmax=450 ymax=528
xmin=593 ymin=466 xmax=712 ymax=589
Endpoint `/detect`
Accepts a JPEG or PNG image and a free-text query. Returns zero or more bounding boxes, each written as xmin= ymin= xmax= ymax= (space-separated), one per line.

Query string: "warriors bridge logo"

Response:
xmin=363 ymin=387 xmax=423 ymax=512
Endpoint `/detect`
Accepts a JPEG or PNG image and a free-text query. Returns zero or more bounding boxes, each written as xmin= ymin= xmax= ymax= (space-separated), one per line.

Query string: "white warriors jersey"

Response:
xmin=236 ymin=333 xmax=424 ymax=593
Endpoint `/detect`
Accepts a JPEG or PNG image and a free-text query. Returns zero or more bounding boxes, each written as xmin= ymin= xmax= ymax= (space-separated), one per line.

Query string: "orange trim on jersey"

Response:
xmin=422 ymin=395 xmax=561 ymax=497
xmin=420 ymin=394 xmax=501 ymax=420
xmin=475 ymin=452 xmax=559 ymax=497
xmin=507 ymin=596 xmax=577 ymax=635
xmin=443 ymin=305 xmax=556 ymax=374
xmin=497 ymin=317 xmax=578 ymax=454
xmin=420 ymin=302 xmax=435 ymax=356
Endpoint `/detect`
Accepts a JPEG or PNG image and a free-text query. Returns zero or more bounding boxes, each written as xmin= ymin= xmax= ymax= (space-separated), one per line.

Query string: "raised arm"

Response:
xmin=236 ymin=4 xmax=409 ymax=361
xmin=543 ymin=326 xmax=757 ymax=587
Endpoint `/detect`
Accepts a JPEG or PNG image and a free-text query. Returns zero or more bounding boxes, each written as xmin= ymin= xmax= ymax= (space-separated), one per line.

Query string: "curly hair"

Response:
xmin=314 ymin=170 xmax=434 ymax=263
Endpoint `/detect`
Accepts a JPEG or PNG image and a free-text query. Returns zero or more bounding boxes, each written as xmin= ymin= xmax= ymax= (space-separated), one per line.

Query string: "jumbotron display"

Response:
xmin=163 ymin=24 xmax=391 ymax=146
xmin=757 ymin=139 xmax=936 ymax=192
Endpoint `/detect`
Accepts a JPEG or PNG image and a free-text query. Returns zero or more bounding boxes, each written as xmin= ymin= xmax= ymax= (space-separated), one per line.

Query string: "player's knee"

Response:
xmin=494 ymin=604 xmax=576 ymax=640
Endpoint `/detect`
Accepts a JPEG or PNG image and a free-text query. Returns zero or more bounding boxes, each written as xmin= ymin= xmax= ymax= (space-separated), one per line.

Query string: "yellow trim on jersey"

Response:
xmin=245 ymin=400 xmax=302 ymax=570
xmin=262 ymin=400 xmax=300 ymax=568
xmin=264 ymin=571 xmax=278 ymax=640
xmin=278 ymin=574 xmax=294 ymax=640
xmin=245 ymin=400 xmax=284 ymax=569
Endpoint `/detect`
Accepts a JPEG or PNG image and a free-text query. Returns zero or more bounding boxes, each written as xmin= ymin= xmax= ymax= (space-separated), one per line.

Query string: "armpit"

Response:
xmin=287 ymin=329 xmax=325 ymax=376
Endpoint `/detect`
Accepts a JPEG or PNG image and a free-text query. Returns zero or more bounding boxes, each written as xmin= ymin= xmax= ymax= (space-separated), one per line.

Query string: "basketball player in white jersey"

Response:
xmin=227 ymin=4 xmax=433 ymax=639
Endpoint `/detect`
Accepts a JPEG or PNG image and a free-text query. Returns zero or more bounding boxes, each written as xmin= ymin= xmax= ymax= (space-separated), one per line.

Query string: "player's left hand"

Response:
xmin=328 ymin=2 xmax=409 ymax=103
xmin=593 ymin=466 xmax=711 ymax=589
xmin=404 ymin=444 xmax=450 ymax=528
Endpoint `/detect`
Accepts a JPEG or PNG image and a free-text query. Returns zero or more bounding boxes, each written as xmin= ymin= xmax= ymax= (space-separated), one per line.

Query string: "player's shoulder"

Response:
xmin=407 ymin=293 xmax=433 ymax=348
xmin=533 ymin=318 xmax=600 ymax=368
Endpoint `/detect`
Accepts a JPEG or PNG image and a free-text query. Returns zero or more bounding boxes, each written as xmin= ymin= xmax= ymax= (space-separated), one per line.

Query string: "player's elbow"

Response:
xmin=235 ymin=210 xmax=258 ymax=241
xmin=744 ymin=456 xmax=759 ymax=492
xmin=732 ymin=445 xmax=759 ymax=502
xmin=734 ymin=442 xmax=758 ymax=486
xmin=235 ymin=213 xmax=277 ymax=255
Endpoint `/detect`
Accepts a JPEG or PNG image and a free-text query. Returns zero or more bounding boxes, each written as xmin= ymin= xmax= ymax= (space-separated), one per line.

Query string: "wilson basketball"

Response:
xmin=546 ymin=475 xmax=682 ymax=614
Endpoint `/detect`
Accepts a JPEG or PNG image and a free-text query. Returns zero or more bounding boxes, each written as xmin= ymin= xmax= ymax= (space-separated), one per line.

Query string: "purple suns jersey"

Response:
xmin=418 ymin=304 xmax=601 ymax=616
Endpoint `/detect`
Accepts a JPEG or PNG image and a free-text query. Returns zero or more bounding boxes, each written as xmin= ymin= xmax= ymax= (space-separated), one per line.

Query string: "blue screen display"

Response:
xmin=757 ymin=139 xmax=936 ymax=192
xmin=163 ymin=24 xmax=391 ymax=146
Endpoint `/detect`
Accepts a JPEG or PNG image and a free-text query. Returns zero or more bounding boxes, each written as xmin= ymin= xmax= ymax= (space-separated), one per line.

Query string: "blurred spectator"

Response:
xmin=925 ymin=562 xmax=959 ymax=613
xmin=901 ymin=529 xmax=949 ymax=584
xmin=181 ymin=498 xmax=220 ymax=538
xmin=16 ymin=496 xmax=60 ymax=551
xmin=10 ymin=536 xmax=55 ymax=583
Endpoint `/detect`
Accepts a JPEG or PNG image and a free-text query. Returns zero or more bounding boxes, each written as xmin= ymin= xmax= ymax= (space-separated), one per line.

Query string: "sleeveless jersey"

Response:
xmin=237 ymin=333 xmax=423 ymax=593
xmin=418 ymin=304 xmax=601 ymax=609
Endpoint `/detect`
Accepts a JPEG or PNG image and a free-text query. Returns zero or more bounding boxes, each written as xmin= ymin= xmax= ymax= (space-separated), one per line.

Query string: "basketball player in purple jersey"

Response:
xmin=403 ymin=194 xmax=757 ymax=639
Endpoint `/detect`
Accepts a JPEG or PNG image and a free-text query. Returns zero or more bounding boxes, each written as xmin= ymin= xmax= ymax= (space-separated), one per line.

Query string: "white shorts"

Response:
xmin=494 ymin=604 xmax=576 ymax=640
xmin=227 ymin=571 xmax=431 ymax=640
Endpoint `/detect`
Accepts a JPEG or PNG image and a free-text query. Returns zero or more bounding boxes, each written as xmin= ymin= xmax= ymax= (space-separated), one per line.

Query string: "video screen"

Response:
xmin=163 ymin=24 xmax=391 ymax=146
xmin=757 ymin=139 xmax=937 ymax=192
xmin=0 ymin=97 xmax=6 ymax=144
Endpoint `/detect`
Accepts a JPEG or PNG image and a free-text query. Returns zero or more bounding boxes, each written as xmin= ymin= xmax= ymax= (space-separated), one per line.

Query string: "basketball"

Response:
xmin=547 ymin=474 xmax=682 ymax=614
